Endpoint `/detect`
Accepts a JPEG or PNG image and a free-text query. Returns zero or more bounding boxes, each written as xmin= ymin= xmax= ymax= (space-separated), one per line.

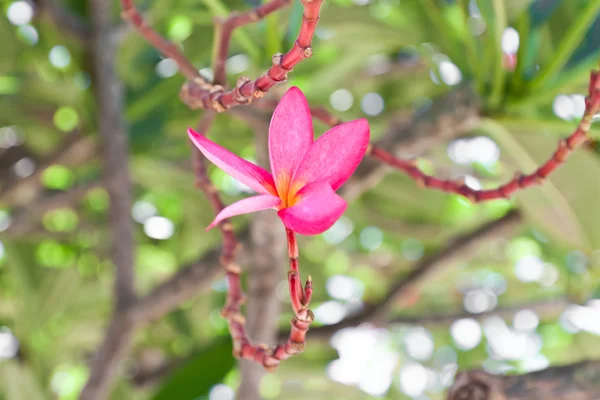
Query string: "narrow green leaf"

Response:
xmin=264 ymin=0 xmax=281 ymax=60
xmin=287 ymin=0 xmax=304 ymax=49
xmin=202 ymin=0 xmax=261 ymax=62
xmin=512 ymin=8 xmax=531 ymax=93
xmin=483 ymin=119 xmax=600 ymax=250
xmin=488 ymin=0 xmax=507 ymax=109
xmin=414 ymin=0 xmax=461 ymax=62
xmin=456 ymin=0 xmax=483 ymax=91
xmin=530 ymin=0 xmax=600 ymax=90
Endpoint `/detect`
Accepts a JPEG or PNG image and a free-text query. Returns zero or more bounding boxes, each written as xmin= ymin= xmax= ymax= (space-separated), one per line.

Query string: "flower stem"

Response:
xmin=191 ymin=117 xmax=314 ymax=371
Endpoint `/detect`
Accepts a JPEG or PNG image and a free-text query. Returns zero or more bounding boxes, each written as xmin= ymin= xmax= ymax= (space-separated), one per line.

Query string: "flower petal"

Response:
xmin=292 ymin=118 xmax=370 ymax=191
xmin=269 ymin=87 xmax=313 ymax=197
xmin=188 ymin=128 xmax=276 ymax=195
xmin=207 ymin=194 xmax=281 ymax=230
xmin=278 ymin=182 xmax=347 ymax=235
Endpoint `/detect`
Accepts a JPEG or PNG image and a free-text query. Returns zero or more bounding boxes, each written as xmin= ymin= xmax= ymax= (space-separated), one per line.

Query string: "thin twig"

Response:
xmin=6 ymin=181 xmax=104 ymax=236
xmin=120 ymin=0 xmax=320 ymax=112
xmin=120 ymin=0 xmax=204 ymax=81
xmin=0 ymin=131 xmax=83 ymax=206
xmin=212 ymin=0 xmax=293 ymax=85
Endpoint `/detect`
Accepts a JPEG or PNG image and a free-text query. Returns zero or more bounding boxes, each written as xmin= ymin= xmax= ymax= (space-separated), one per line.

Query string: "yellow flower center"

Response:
xmin=275 ymin=172 xmax=305 ymax=209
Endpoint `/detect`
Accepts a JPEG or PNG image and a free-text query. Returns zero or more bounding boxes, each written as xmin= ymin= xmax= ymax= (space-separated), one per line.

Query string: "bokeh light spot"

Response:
xmin=42 ymin=165 xmax=74 ymax=190
xmin=49 ymin=45 xmax=72 ymax=69
xmin=7 ymin=1 xmax=33 ymax=25
xmin=53 ymin=106 xmax=79 ymax=132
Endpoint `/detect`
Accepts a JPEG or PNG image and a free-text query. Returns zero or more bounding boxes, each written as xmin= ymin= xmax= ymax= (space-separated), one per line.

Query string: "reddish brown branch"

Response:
xmin=306 ymin=71 xmax=600 ymax=203
xmin=370 ymin=71 xmax=600 ymax=202
xmin=235 ymin=229 xmax=313 ymax=371
xmin=121 ymin=0 xmax=320 ymax=112
xmin=180 ymin=0 xmax=323 ymax=111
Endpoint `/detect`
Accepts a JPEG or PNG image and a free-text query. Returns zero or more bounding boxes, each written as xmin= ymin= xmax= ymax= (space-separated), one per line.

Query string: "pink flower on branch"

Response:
xmin=188 ymin=87 xmax=370 ymax=235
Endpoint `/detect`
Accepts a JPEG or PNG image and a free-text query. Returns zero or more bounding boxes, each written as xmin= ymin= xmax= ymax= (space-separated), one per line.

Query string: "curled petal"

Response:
xmin=269 ymin=87 xmax=313 ymax=197
xmin=293 ymin=118 xmax=370 ymax=191
xmin=278 ymin=182 xmax=347 ymax=235
xmin=207 ymin=194 xmax=281 ymax=230
xmin=188 ymin=128 xmax=276 ymax=195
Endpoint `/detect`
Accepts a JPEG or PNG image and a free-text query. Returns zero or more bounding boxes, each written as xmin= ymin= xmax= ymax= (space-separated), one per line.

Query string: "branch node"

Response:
xmin=232 ymin=340 xmax=243 ymax=358
xmin=225 ymin=263 xmax=242 ymax=275
xmin=235 ymin=242 xmax=244 ymax=253
xmin=264 ymin=364 xmax=278 ymax=373
xmin=221 ymin=222 xmax=234 ymax=232
xmin=231 ymin=312 xmax=246 ymax=325
xmin=514 ymin=172 xmax=525 ymax=188
xmin=233 ymin=76 xmax=253 ymax=104
xmin=272 ymin=52 xmax=283 ymax=65
xmin=249 ymin=11 xmax=260 ymax=21
xmin=302 ymin=45 xmax=313 ymax=58
xmin=290 ymin=341 xmax=306 ymax=352
xmin=253 ymin=88 xmax=267 ymax=98
xmin=461 ymin=186 xmax=478 ymax=204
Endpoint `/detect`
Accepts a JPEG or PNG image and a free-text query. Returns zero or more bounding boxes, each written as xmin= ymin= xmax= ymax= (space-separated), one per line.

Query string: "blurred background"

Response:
xmin=2 ymin=0 xmax=600 ymax=399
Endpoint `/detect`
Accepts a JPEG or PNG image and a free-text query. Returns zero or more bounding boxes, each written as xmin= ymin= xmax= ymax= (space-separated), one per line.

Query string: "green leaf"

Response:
xmin=264 ymin=0 xmax=282 ymax=59
xmin=488 ymin=0 xmax=507 ymax=109
xmin=484 ymin=119 xmax=600 ymax=250
xmin=512 ymin=8 xmax=533 ymax=93
xmin=202 ymin=0 xmax=261 ymax=62
xmin=287 ymin=0 xmax=304 ymax=49
xmin=530 ymin=0 xmax=600 ymax=90
xmin=455 ymin=0 xmax=483 ymax=89
xmin=151 ymin=337 xmax=234 ymax=400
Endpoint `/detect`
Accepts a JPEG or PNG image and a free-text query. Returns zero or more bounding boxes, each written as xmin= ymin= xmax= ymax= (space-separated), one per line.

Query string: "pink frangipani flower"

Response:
xmin=188 ymin=87 xmax=370 ymax=235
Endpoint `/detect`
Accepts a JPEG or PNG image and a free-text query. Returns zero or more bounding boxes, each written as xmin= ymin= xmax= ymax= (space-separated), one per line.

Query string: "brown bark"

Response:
xmin=79 ymin=0 xmax=135 ymax=397
xmin=448 ymin=361 xmax=600 ymax=400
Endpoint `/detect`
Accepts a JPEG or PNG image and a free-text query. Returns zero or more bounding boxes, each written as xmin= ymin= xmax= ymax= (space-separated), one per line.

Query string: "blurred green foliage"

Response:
xmin=1 ymin=0 xmax=600 ymax=399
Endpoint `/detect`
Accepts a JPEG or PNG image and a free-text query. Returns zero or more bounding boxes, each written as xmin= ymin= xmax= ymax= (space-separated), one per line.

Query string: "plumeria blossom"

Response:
xmin=188 ymin=87 xmax=370 ymax=235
